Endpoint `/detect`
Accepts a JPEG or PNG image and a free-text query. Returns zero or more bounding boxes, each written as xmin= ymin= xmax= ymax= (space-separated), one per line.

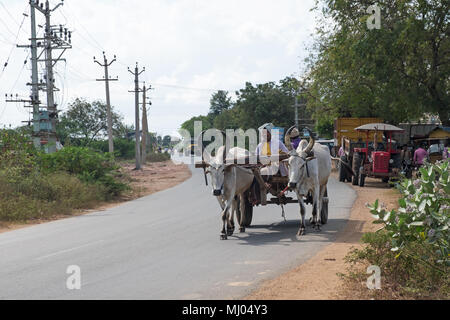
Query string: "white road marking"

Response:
xmin=35 ymin=240 xmax=105 ymax=261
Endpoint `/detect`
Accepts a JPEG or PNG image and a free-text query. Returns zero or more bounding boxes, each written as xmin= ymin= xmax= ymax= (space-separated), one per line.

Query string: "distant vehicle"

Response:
xmin=428 ymin=143 xmax=445 ymax=163
xmin=334 ymin=117 xmax=383 ymax=149
xmin=185 ymin=139 xmax=200 ymax=156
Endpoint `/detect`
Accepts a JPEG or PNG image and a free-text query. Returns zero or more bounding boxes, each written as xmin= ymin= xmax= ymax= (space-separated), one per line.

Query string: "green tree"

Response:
xmin=180 ymin=115 xmax=213 ymax=137
xmin=305 ymin=0 xmax=449 ymax=125
xmin=57 ymin=98 xmax=125 ymax=146
xmin=209 ymin=90 xmax=232 ymax=116
xmin=232 ymin=77 xmax=300 ymax=130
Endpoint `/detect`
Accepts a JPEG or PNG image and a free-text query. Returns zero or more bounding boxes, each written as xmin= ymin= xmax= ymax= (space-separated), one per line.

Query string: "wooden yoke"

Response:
xmin=194 ymin=153 xmax=290 ymax=168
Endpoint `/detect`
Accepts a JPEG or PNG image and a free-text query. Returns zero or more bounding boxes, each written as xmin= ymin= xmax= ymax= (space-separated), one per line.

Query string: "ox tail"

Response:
xmin=331 ymin=157 xmax=355 ymax=177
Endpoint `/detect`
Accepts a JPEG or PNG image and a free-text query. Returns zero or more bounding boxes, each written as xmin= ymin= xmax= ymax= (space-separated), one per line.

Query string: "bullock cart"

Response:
xmin=195 ymin=154 xmax=329 ymax=227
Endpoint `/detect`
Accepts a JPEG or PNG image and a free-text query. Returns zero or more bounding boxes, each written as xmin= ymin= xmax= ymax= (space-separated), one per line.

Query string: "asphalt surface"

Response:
xmin=0 ymin=157 xmax=356 ymax=299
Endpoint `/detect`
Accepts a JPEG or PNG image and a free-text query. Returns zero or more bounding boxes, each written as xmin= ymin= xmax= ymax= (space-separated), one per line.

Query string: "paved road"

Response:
xmin=0 ymin=159 xmax=356 ymax=299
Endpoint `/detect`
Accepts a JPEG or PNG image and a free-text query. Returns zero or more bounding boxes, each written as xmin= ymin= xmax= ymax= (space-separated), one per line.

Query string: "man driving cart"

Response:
xmin=251 ymin=123 xmax=290 ymax=205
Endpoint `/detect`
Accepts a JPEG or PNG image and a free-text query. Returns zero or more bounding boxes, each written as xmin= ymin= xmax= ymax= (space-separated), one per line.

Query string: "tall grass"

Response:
xmin=0 ymin=130 xmax=128 ymax=222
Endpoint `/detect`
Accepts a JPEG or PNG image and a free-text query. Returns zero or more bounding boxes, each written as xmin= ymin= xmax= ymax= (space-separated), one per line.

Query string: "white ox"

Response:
xmin=288 ymin=137 xmax=331 ymax=236
xmin=203 ymin=146 xmax=254 ymax=240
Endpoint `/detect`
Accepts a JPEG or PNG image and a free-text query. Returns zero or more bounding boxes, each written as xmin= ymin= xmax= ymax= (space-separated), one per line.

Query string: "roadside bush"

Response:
xmin=345 ymin=161 xmax=449 ymax=299
xmin=39 ymin=146 xmax=128 ymax=198
xmin=369 ymin=161 xmax=449 ymax=269
xmin=0 ymin=130 xmax=38 ymax=172
xmin=147 ymin=152 xmax=170 ymax=163
xmin=90 ymin=138 xmax=135 ymax=159
xmin=0 ymin=130 xmax=130 ymax=222
xmin=0 ymin=170 xmax=104 ymax=221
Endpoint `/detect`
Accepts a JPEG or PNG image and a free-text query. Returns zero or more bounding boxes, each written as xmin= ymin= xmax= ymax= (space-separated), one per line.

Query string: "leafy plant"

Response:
xmin=368 ymin=161 xmax=450 ymax=273
xmin=39 ymin=146 xmax=128 ymax=198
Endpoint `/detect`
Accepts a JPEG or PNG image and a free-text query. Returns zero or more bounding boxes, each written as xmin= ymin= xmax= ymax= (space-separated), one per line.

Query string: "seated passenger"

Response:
xmin=255 ymin=123 xmax=289 ymax=177
xmin=289 ymin=127 xmax=302 ymax=150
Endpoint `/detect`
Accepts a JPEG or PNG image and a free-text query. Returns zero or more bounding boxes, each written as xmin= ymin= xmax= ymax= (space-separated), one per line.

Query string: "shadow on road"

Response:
xmin=228 ymin=218 xmax=349 ymax=247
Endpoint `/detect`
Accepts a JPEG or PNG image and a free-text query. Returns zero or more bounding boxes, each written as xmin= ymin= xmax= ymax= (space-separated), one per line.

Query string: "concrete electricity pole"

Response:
xmin=294 ymin=90 xmax=315 ymax=130
xmin=128 ymin=63 xmax=145 ymax=170
xmin=29 ymin=3 xmax=40 ymax=148
xmin=11 ymin=0 xmax=72 ymax=153
xmin=141 ymin=82 xmax=152 ymax=165
xmin=293 ymin=96 xmax=300 ymax=128
xmin=94 ymin=52 xmax=118 ymax=153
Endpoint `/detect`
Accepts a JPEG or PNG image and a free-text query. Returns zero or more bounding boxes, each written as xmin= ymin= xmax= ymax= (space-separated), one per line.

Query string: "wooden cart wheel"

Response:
xmin=236 ymin=193 xmax=253 ymax=227
xmin=321 ymin=187 xmax=328 ymax=224
xmin=352 ymin=153 xmax=361 ymax=185
xmin=359 ymin=167 xmax=366 ymax=187
xmin=242 ymin=194 xmax=253 ymax=227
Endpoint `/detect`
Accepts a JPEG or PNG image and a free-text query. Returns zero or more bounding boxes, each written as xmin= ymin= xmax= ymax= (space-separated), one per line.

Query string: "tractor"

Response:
xmin=351 ymin=123 xmax=405 ymax=187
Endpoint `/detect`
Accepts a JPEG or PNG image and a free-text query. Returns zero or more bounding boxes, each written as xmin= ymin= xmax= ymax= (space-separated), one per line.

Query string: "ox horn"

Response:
xmin=304 ymin=135 xmax=315 ymax=154
xmin=284 ymin=125 xmax=297 ymax=151
xmin=221 ymin=130 xmax=232 ymax=164
xmin=197 ymin=130 xmax=208 ymax=162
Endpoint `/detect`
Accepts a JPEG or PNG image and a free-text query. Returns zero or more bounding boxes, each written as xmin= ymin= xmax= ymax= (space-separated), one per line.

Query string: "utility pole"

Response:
xmin=293 ymin=90 xmax=314 ymax=130
xmin=128 ymin=63 xmax=145 ymax=170
xmin=11 ymin=0 xmax=72 ymax=153
xmin=141 ymin=82 xmax=152 ymax=165
xmin=29 ymin=3 xmax=40 ymax=148
xmin=94 ymin=52 xmax=118 ymax=153
xmin=293 ymin=96 xmax=300 ymax=128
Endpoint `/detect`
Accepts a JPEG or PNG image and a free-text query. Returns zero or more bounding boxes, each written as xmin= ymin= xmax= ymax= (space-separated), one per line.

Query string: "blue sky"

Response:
xmin=0 ymin=0 xmax=318 ymax=137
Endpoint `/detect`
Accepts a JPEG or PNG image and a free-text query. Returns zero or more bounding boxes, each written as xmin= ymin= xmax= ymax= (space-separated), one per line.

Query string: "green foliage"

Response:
xmin=368 ymin=161 xmax=449 ymax=271
xmin=90 ymin=138 xmax=135 ymax=159
xmin=0 ymin=129 xmax=38 ymax=171
xmin=316 ymin=117 xmax=334 ymax=138
xmin=345 ymin=230 xmax=448 ymax=298
xmin=57 ymin=98 xmax=126 ymax=146
xmin=231 ymin=77 xmax=301 ymax=131
xmin=180 ymin=77 xmax=304 ymax=134
xmin=209 ymin=90 xmax=232 ymax=116
xmin=180 ymin=115 xmax=214 ymax=137
xmin=344 ymin=161 xmax=449 ymax=298
xmin=0 ymin=170 xmax=104 ymax=221
xmin=146 ymin=152 xmax=171 ymax=163
xmin=307 ymin=0 xmax=449 ymax=125
xmin=40 ymin=147 xmax=128 ymax=198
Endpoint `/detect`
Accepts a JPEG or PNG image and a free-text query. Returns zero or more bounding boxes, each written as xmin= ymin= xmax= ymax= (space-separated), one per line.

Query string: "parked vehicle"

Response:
xmin=350 ymin=123 xmax=405 ymax=187
xmin=334 ymin=117 xmax=383 ymax=149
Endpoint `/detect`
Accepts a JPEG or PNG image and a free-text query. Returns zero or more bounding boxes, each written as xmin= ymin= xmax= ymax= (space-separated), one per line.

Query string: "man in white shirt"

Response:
xmin=255 ymin=123 xmax=289 ymax=176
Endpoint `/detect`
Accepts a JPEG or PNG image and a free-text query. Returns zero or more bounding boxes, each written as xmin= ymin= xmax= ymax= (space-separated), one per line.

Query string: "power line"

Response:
xmin=9 ymin=50 xmax=30 ymax=93
xmin=0 ymin=1 xmax=29 ymax=36
xmin=0 ymin=12 xmax=28 ymax=79
xmin=60 ymin=5 xmax=104 ymax=52
xmin=0 ymin=14 xmax=17 ymax=39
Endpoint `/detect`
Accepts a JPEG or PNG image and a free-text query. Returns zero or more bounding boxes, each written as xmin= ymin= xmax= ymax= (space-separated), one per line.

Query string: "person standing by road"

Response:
xmin=401 ymin=144 xmax=412 ymax=163
xmin=413 ymin=144 xmax=428 ymax=167
xmin=443 ymin=142 xmax=449 ymax=161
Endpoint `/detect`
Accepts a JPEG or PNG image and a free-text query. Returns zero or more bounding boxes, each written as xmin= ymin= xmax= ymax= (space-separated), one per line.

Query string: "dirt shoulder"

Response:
xmin=0 ymin=160 xmax=191 ymax=234
xmin=246 ymin=172 xmax=400 ymax=300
